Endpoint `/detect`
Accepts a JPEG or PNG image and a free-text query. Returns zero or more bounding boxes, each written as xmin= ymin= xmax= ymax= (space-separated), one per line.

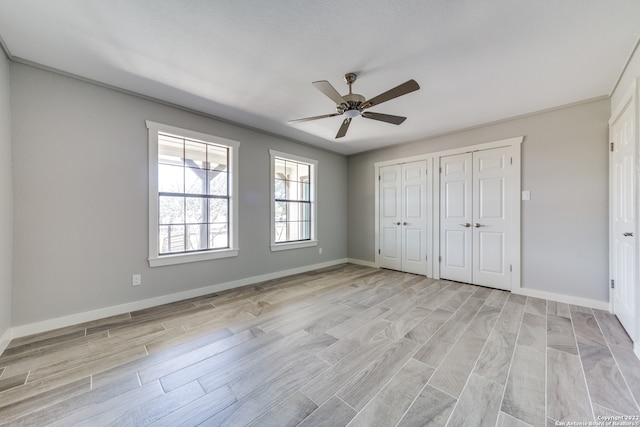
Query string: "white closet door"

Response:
xmin=402 ymin=161 xmax=427 ymax=275
xmin=472 ymin=147 xmax=510 ymax=290
xmin=440 ymin=153 xmax=473 ymax=283
xmin=611 ymin=99 xmax=637 ymax=340
xmin=379 ymin=164 xmax=402 ymax=271
xmin=379 ymin=161 xmax=427 ymax=274
xmin=440 ymin=147 xmax=512 ymax=290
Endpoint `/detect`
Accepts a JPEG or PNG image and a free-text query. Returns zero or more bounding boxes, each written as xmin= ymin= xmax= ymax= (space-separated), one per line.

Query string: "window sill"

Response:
xmin=149 ymin=248 xmax=239 ymax=267
xmin=270 ymin=240 xmax=318 ymax=252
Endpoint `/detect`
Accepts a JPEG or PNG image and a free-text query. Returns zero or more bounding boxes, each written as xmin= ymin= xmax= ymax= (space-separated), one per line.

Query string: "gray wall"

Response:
xmin=10 ymin=63 xmax=347 ymax=326
xmin=347 ymin=98 xmax=610 ymax=302
xmin=0 ymin=50 xmax=12 ymax=337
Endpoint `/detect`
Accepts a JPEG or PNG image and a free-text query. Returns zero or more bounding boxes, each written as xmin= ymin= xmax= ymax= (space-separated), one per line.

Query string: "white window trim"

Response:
xmin=269 ymin=149 xmax=318 ymax=251
xmin=146 ymin=120 xmax=240 ymax=267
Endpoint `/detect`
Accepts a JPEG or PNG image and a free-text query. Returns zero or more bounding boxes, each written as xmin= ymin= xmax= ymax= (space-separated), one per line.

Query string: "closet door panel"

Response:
xmin=379 ymin=165 xmax=402 ymax=271
xmin=440 ymin=153 xmax=473 ymax=283
xmin=473 ymin=147 xmax=510 ymax=290
xmin=401 ymin=161 xmax=428 ymax=275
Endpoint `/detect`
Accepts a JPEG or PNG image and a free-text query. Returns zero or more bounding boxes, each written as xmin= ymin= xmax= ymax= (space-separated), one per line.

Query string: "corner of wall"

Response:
xmin=0 ymin=327 xmax=12 ymax=355
xmin=0 ymin=39 xmax=14 ymax=349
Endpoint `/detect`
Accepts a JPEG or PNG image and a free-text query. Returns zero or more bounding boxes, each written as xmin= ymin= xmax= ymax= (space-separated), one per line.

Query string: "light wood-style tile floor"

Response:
xmin=1 ymin=264 xmax=639 ymax=426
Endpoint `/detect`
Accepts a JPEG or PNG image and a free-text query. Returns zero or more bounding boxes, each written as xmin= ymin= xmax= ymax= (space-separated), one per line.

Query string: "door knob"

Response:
xmin=474 ymin=223 xmax=482 ymax=228
xmin=403 ymin=222 xmax=408 ymax=225
xmin=623 ymin=232 xmax=634 ymax=237
xmin=460 ymin=223 xmax=471 ymax=228
xmin=396 ymin=222 xmax=401 ymax=225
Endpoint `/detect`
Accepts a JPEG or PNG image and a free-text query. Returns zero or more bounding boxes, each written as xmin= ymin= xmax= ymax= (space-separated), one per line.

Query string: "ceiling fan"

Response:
xmin=289 ymin=73 xmax=420 ymax=139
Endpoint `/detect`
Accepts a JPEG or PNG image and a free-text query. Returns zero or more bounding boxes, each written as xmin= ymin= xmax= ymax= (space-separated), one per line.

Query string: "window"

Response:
xmin=270 ymin=150 xmax=317 ymax=251
xmin=147 ymin=121 xmax=239 ymax=267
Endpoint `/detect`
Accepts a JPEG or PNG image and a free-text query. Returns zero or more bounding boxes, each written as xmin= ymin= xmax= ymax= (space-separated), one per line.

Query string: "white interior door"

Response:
xmin=440 ymin=147 xmax=511 ymax=290
xmin=379 ymin=164 xmax=402 ymax=271
xmin=440 ymin=153 xmax=473 ymax=283
xmin=402 ymin=161 xmax=427 ymax=275
xmin=473 ymin=147 xmax=510 ymax=290
xmin=611 ymin=99 xmax=637 ymax=340
xmin=379 ymin=161 xmax=427 ymax=274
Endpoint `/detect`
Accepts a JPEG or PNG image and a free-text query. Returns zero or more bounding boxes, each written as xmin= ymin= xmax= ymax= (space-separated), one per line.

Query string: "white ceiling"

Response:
xmin=1 ymin=1 xmax=639 ymax=155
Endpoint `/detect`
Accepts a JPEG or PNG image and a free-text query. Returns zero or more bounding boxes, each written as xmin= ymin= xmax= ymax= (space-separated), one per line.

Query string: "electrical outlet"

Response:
xmin=132 ymin=274 xmax=142 ymax=286
xmin=319 ymin=247 xmax=323 ymax=255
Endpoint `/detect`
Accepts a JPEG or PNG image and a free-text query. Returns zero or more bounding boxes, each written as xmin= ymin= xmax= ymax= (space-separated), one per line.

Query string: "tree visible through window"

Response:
xmin=157 ymin=132 xmax=230 ymax=254
xmin=147 ymin=121 xmax=239 ymax=267
xmin=270 ymin=150 xmax=317 ymax=250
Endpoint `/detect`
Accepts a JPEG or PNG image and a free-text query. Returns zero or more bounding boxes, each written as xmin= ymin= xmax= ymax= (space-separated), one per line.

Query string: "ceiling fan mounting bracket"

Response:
xmin=344 ymin=73 xmax=357 ymax=85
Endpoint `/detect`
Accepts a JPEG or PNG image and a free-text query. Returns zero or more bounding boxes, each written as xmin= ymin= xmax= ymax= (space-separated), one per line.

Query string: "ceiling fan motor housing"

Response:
xmin=337 ymin=93 xmax=365 ymax=114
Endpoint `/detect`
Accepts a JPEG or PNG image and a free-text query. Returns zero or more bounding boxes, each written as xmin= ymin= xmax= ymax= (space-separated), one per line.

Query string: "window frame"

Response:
xmin=269 ymin=149 xmax=318 ymax=251
xmin=147 ymin=120 xmax=240 ymax=267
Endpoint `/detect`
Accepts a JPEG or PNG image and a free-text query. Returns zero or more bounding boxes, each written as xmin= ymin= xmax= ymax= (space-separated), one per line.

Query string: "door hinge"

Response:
xmin=378 ymin=175 xmax=381 ymax=181
xmin=439 ymin=167 xmax=442 ymax=173
xmin=611 ymin=279 xmax=615 ymax=289
xmin=378 ymin=249 xmax=381 ymax=254
xmin=425 ymin=255 xmax=428 ymax=261
xmin=510 ymin=157 xmax=513 ymax=165
xmin=439 ymin=256 xmax=442 ymax=262
xmin=610 ymin=142 xmax=614 ymax=152
xmin=509 ymin=264 xmax=512 ymax=272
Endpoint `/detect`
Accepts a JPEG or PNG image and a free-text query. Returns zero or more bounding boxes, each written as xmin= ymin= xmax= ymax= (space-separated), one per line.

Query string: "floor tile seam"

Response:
xmin=459 ymin=296 xmax=512 ymax=381
xmin=497 ymin=295 xmax=524 ymax=385
xmin=498 ymin=411 xmax=535 ymax=427
xmin=156 ymin=331 xmax=289 ymax=387
xmin=30 ymin=345 xmax=150 ymax=386
xmin=393 ymin=374 xmax=437 ymax=427
xmin=0 ymin=371 xmax=29 ymax=395
xmin=424 ymin=380 xmax=459 ymax=401
xmin=346 ymin=353 xmax=430 ymax=425
xmin=331 ymin=340 xmax=411 ymax=408
xmin=0 ymin=376 xmax=93 ymax=425
xmin=337 ymin=395 xmax=360 ymax=426
xmin=298 ymin=387 xmax=322 ymax=409
xmin=439 ymin=294 xmax=514 ymax=427
xmin=597 ymin=331 xmax=640 ymax=413
xmin=497 ymin=296 xmax=539 ymax=427
xmin=339 ymin=395 xmax=365 ymax=426
xmin=295 ymin=394 xmax=353 ymax=427
xmin=567 ymin=307 xmax=597 ymax=421
xmin=593 ymin=401 xmax=634 ymax=417
xmin=441 ymin=382 xmax=464 ymax=426
xmin=421 ymin=301 xmax=491 ymax=387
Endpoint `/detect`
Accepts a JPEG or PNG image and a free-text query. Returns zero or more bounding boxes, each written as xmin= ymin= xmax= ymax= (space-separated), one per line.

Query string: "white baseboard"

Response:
xmin=635 ymin=343 xmax=640 ymax=360
xmin=347 ymin=258 xmax=378 ymax=269
xmin=512 ymin=287 xmax=609 ymax=311
xmin=11 ymin=258 xmax=349 ymax=339
xmin=0 ymin=327 xmax=12 ymax=355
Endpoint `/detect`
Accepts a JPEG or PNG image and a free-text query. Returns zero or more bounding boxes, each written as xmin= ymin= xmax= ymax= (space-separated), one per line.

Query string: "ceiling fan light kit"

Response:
xmin=289 ymin=72 xmax=420 ymax=139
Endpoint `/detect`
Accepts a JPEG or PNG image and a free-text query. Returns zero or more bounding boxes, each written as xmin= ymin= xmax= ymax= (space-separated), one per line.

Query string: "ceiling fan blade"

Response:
xmin=336 ymin=118 xmax=352 ymax=139
xmin=288 ymin=113 xmax=340 ymax=123
xmin=361 ymin=111 xmax=407 ymax=125
xmin=361 ymin=79 xmax=420 ymax=109
xmin=313 ymin=80 xmax=347 ymax=106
